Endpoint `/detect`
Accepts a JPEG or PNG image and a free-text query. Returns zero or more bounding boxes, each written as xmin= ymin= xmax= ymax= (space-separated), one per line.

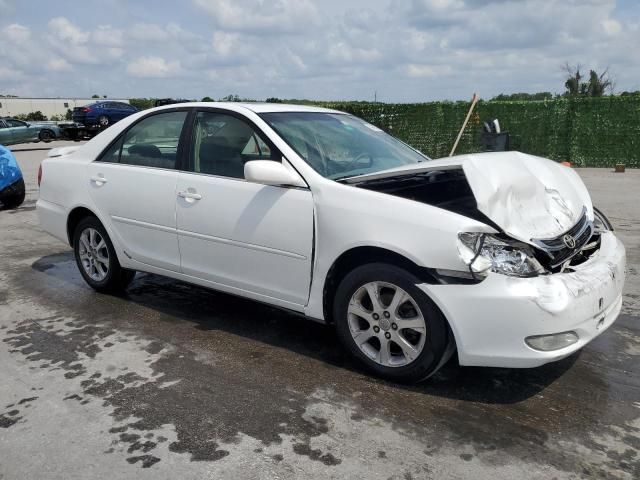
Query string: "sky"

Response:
xmin=1 ymin=0 xmax=639 ymax=102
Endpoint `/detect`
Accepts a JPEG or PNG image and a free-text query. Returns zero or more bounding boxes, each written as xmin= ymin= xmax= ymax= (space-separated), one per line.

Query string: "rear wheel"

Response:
xmin=73 ymin=217 xmax=135 ymax=293
xmin=98 ymin=115 xmax=110 ymax=127
xmin=334 ymin=263 xmax=450 ymax=383
xmin=39 ymin=129 xmax=55 ymax=142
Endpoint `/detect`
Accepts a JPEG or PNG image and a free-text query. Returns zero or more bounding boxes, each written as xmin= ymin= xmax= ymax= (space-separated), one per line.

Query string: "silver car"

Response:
xmin=0 ymin=117 xmax=62 ymax=146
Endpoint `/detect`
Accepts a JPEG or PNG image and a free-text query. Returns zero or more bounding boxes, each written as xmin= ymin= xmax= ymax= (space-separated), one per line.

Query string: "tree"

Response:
xmin=265 ymin=97 xmax=283 ymax=103
xmin=65 ymin=109 xmax=73 ymax=120
xmin=201 ymin=96 xmax=214 ymax=102
xmin=91 ymin=94 xmax=100 ymax=98
xmin=492 ymin=92 xmax=553 ymax=101
xmin=25 ymin=111 xmax=47 ymax=121
xmin=563 ymin=64 xmax=613 ymax=97
xmin=129 ymin=98 xmax=156 ymax=110
xmin=220 ymin=94 xmax=241 ymax=102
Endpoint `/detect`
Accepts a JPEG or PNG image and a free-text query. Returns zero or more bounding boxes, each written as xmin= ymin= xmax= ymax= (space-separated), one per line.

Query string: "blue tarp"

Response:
xmin=0 ymin=145 xmax=23 ymax=192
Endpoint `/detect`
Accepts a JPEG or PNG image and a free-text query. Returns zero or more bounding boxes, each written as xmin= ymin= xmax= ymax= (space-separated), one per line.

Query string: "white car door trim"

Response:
xmin=176 ymin=228 xmax=308 ymax=260
xmin=111 ymin=215 xmax=177 ymax=234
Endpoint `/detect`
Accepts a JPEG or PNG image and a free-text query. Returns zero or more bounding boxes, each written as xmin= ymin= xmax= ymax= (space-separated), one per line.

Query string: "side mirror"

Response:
xmin=244 ymin=160 xmax=307 ymax=188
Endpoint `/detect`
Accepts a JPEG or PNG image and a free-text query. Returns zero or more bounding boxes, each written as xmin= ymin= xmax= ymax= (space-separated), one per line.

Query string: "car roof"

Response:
xmin=152 ymin=102 xmax=345 ymax=115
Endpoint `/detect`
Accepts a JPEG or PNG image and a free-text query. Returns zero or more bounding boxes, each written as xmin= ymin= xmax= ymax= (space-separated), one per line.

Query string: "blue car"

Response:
xmin=0 ymin=145 xmax=25 ymax=209
xmin=72 ymin=101 xmax=138 ymax=129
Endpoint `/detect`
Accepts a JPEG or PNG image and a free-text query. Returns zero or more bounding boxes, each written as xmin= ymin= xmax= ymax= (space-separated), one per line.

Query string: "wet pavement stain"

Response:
xmin=0 ymin=246 xmax=638 ymax=477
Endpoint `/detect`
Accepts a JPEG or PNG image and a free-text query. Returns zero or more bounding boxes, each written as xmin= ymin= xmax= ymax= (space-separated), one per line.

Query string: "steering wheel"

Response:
xmin=343 ymin=152 xmax=373 ymax=171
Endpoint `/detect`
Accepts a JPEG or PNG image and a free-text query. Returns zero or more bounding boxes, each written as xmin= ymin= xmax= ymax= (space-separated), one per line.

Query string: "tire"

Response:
xmin=0 ymin=178 xmax=26 ymax=209
xmin=39 ymin=129 xmax=55 ymax=142
xmin=334 ymin=263 xmax=450 ymax=383
xmin=98 ymin=115 xmax=110 ymax=127
xmin=72 ymin=216 xmax=135 ymax=293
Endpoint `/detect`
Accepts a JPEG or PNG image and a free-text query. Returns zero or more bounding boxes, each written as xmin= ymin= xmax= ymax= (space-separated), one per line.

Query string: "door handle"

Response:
xmin=177 ymin=190 xmax=202 ymax=200
xmin=90 ymin=175 xmax=107 ymax=185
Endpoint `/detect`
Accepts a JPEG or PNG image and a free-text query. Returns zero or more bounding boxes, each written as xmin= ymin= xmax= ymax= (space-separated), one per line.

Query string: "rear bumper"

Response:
xmin=421 ymin=232 xmax=626 ymax=368
xmin=36 ymin=198 xmax=69 ymax=244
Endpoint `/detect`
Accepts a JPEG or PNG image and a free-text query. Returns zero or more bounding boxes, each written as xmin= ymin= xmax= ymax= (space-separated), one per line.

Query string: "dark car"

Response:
xmin=72 ymin=101 xmax=138 ymax=129
xmin=0 ymin=145 xmax=25 ymax=209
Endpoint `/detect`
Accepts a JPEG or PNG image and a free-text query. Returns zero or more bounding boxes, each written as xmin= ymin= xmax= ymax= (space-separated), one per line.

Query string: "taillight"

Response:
xmin=37 ymin=163 xmax=42 ymax=187
xmin=82 ymin=107 xmax=91 ymax=113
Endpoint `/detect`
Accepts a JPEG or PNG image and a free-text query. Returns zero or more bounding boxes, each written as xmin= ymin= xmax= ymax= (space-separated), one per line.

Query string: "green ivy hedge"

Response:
xmin=320 ymin=96 xmax=639 ymax=167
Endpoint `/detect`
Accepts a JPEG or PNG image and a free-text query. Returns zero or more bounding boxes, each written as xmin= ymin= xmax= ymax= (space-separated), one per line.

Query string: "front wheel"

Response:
xmin=334 ymin=263 xmax=450 ymax=383
xmin=73 ymin=217 xmax=135 ymax=293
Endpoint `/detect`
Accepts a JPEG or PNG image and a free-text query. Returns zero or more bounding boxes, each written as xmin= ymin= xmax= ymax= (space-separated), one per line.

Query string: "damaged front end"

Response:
xmin=457 ymin=206 xmax=613 ymax=279
xmin=350 ymin=152 xmax=615 ymax=281
xmin=343 ymin=151 xmax=625 ymax=366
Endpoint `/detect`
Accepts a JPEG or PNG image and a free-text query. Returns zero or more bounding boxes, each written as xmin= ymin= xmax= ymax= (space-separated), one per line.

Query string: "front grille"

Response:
xmin=532 ymin=208 xmax=593 ymax=268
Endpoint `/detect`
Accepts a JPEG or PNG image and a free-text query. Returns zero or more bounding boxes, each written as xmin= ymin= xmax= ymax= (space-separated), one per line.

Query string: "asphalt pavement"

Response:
xmin=1 ymin=141 xmax=638 ymax=479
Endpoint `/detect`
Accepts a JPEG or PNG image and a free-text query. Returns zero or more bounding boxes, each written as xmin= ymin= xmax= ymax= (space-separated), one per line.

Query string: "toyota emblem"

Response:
xmin=563 ymin=234 xmax=577 ymax=249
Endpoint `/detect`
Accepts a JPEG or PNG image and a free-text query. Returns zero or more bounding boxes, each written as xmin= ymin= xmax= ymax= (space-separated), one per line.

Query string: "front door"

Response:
xmin=87 ymin=110 xmax=189 ymax=272
xmin=176 ymin=110 xmax=314 ymax=307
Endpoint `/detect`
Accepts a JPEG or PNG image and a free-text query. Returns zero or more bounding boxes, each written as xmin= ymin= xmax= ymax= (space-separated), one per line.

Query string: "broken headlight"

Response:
xmin=457 ymin=233 xmax=545 ymax=278
xmin=592 ymin=207 xmax=613 ymax=232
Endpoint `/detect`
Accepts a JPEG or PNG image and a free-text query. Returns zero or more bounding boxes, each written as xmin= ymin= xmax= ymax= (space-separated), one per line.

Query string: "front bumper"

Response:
xmin=421 ymin=232 xmax=626 ymax=368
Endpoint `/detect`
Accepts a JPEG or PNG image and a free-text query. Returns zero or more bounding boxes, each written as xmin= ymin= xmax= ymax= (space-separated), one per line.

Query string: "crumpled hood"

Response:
xmin=460 ymin=152 xmax=592 ymax=241
xmin=346 ymin=151 xmax=592 ymax=242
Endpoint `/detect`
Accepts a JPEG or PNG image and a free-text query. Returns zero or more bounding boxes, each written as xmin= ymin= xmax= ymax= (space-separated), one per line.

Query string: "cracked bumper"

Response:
xmin=420 ymin=232 xmax=626 ymax=368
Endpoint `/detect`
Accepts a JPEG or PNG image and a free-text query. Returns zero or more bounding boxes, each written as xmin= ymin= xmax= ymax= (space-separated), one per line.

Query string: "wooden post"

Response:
xmin=450 ymin=93 xmax=479 ymax=157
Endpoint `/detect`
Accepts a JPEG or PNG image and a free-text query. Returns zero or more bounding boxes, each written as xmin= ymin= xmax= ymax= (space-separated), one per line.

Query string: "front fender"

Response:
xmin=304 ymin=180 xmax=496 ymax=320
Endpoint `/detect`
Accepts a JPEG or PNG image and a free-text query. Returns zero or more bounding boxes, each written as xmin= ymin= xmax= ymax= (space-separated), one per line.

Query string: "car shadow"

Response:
xmin=31 ymin=252 xmax=578 ymax=405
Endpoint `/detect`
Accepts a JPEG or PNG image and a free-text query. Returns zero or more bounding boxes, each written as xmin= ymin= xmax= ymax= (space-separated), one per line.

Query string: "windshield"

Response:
xmin=260 ymin=112 xmax=430 ymax=180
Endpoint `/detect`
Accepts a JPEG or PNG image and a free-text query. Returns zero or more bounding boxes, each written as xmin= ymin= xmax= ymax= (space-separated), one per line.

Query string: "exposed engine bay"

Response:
xmin=355 ymin=168 xmax=603 ymax=275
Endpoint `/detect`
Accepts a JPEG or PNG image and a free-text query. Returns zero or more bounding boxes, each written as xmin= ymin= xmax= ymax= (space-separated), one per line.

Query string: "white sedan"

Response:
xmin=36 ymin=103 xmax=626 ymax=382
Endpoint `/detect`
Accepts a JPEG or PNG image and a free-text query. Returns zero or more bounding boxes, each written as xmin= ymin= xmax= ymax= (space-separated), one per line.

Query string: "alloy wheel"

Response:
xmin=347 ymin=281 xmax=427 ymax=367
xmin=78 ymin=227 xmax=110 ymax=281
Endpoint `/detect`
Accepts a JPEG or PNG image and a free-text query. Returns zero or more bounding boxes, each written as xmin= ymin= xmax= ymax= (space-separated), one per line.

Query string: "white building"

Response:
xmin=0 ymin=97 xmax=131 ymax=119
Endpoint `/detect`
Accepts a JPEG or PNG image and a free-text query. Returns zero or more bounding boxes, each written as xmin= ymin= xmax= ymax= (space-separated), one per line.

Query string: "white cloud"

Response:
xmin=194 ymin=0 xmax=320 ymax=32
xmin=129 ymin=23 xmax=170 ymax=42
xmin=212 ymin=31 xmax=241 ymax=57
xmin=46 ymin=58 xmax=73 ymax=72
xmin=0 ymin=65 xmax=23 ymax=80
xmin=92 ymin=25 xmax=124 ymax=47
xmin=602 ymin=18 xmax=622 ymax=35
xmin=48 ymin=17 xmax=89 ymax=44
xmin=407 ymin=64 xmax=452 ymax=77
xmin=126 ymin=56 xmax=181 ymax=78
xmin=1 ymin=1 xmax=639 ymax=100
xmin=4 ymin=24 xmax=30 ymax=43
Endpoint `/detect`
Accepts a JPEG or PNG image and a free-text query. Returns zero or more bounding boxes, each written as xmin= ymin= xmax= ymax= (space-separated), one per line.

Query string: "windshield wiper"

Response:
xmin=339 ymin=170 xmax=440 ymax=185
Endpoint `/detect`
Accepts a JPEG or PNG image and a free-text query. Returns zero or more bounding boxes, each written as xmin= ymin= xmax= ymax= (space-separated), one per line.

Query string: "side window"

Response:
xmin=6 ymin=119 xmax=26 ymax=128
xmin=98 ymin=111 xmax=187 ymax=168
xmin=97 ymin=137 xmax=123 ymax=163
xmin=191 ymin=111 xmax=276 ymax=179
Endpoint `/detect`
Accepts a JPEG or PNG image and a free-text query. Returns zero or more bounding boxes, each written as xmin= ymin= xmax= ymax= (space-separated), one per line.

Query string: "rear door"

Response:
xmin=175 ymin=109 xmax=314 ymax=307
xmin=86 ymin=109 xmax=190 ymax=271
